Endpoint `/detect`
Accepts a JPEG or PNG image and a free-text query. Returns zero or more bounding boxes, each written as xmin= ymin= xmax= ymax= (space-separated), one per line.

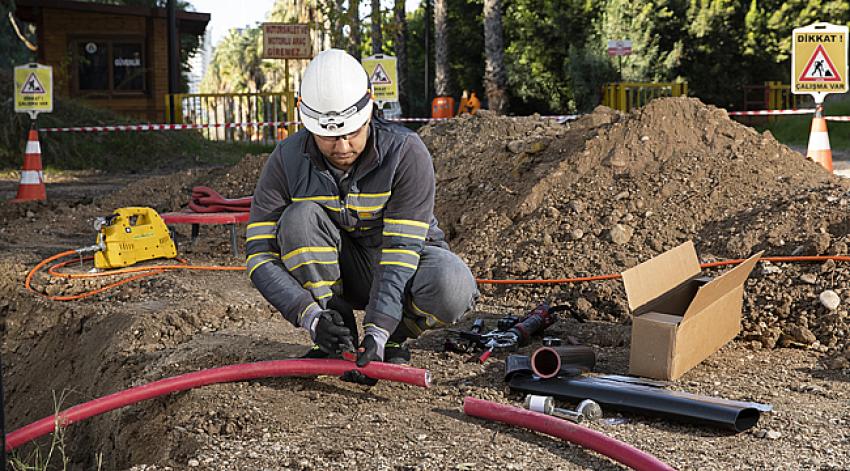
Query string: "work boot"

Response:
xmin=383 ymin=341 xmax=411 ymax=365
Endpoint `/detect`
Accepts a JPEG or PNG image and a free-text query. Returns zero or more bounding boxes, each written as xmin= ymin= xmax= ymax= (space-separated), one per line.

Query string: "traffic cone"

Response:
xmin=11 ymin=128 xmax=46 ymax=202
xmin=806 ymin=114 xmax=833 ymax=173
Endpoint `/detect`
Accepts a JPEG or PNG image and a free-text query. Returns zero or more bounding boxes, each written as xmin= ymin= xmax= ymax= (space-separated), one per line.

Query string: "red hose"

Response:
xmin=463 ymin=397 xmax=676 ymax=471
xmin=6 ymin=359 xmax=431 ymax=452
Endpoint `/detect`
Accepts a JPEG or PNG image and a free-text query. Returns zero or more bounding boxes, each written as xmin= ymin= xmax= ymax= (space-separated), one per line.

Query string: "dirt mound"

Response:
xmin=421 ymin=98 xmax=850 ymax=367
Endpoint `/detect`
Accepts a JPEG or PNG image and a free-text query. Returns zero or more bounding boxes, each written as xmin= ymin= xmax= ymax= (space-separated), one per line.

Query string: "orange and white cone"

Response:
xmin=806 ymin=114 xmax=833 ymax=173
xmin=11 ymin=128 xmax=46 ymax=202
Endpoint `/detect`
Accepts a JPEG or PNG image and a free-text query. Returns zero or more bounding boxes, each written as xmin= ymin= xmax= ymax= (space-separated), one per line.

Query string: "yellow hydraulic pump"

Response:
xmin=92 ymin=207 xmax=177 ymax=269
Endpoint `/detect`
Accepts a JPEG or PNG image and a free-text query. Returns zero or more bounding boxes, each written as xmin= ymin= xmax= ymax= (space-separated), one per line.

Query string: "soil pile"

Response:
xmin=420 ymin=98 xmax=850 ymax=368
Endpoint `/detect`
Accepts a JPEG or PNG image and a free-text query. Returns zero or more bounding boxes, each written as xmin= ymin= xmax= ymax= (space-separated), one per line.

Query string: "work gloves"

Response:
xmin=341 ymin=326 xmax=390 ymax=386
xmin=308 ymin=309 xmax=355 ymax=355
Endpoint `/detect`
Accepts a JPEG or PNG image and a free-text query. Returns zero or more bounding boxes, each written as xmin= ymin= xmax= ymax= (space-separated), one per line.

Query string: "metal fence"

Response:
xmin=602 ymin=82 xmax=688 ymax=112
xmin=743 ymin=82 xmax=812 ymax=111
xmin=165 ymin=92 xmax=298 ymax=144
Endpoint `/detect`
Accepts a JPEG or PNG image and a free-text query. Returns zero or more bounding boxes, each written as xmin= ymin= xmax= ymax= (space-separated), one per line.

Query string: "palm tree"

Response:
xmin=394 ymin=0 xmax=409 ymax=113
xmin=348 ymin=0 xmax=362 ymax=59
xmin=483 ymin=0 xmax=508 ymax=113
xmin=434 ymin=0 xmax=449 ymax=96
xmin=371 ymin=0 xmax=383 ymax=54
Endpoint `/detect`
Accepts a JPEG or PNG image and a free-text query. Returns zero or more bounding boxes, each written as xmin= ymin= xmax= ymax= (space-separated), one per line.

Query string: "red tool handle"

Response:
xmin=509 ymin=302 xmax=556 ymax=346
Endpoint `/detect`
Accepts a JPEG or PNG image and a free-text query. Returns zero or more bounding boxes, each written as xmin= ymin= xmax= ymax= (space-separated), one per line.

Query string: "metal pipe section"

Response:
xmin=463 ymin=397 xmax=676 ymax=471
xmin=7 ymin=359 xmax=431 ymax=452
xmin=509 ymin=374 xmax=766 ymax=432
xmin=530 ymin=345 xmax=596 ymax=379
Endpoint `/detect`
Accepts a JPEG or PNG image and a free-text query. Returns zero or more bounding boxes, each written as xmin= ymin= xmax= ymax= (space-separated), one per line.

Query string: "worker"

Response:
xmin=246 ymin=49 xmax=479 ymax=383
xmin=466 ymin=91 xmax=481 ymax=115
xmin=456 ymin=90 xmax=469 ymax=117
xmin=457 ymin=90 xmax=481 ymax=116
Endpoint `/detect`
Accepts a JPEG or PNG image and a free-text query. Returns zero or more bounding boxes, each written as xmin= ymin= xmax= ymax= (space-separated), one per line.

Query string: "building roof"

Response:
xmin=15 ymin=0 xmax=211 ymax=36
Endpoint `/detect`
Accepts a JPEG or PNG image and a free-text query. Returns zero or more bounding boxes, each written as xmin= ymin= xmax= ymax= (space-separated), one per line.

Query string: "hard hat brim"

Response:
xmin=301 ymin=100 xmax=374 ymax=137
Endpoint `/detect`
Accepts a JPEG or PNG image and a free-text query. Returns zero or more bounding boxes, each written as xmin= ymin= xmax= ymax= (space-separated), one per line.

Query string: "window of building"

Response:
xmin=74 ymin=39 xmax=146 ymax=94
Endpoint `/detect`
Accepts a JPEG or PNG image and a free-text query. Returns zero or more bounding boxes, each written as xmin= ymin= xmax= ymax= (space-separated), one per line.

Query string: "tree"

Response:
xmin=483 ymin=0 xmax=508 ymax=113
xmin=596 ymin=0 xmax=684 ymax=82
xmin=371 ymin=0 xmax=383 ymax=54
xmin=680 ymin=0 xmax=747 ymax=107
xmin=504 ymin=0 xmax=598 ymax=113
xmin=433 ymin=0 xmax=450 ymax=96
xmin=348 ymin=0 xmax=362 ymax=59
xmin=394 ymin=0 xmax=410 ymax=113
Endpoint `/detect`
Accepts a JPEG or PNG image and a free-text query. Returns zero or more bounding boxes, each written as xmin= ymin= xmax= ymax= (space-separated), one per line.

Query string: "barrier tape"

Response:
xmin=37 ymin=115 xmax=580 ymax=134
xmin=825 ymin=116 xmax=850 ymax=122
xmin=727 ymin=109 xmax=815 ymax=116
xmin=38 ymin=121 xmax=299 ymax=133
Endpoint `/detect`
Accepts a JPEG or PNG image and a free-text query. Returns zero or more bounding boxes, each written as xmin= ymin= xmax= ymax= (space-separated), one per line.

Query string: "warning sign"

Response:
xmin=792 ymin=22 xmax=848 ymax=97
xmin=370 ymin=64 xmax=391 ymax=85
xmin=21 ymin=73 xmax=46 ymax=93
xmin=262 ymin=23 xmax=311 ymax=60
xmin=14 ymin=63 xmax=53 ymax=116
xmin=362 ymin=55 xmax=398 ymax=103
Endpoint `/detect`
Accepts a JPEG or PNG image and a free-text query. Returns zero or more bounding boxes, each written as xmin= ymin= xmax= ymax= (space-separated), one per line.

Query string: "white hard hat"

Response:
xmin=299 ymin=49 xmax=374 ymax=137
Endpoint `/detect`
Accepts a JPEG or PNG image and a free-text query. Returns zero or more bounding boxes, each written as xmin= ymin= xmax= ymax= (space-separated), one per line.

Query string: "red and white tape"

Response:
xmin=38 ymin=121 xmax=299 ymax=133
xmin=825 ymin=116 xmax=850 ymax=122
xmin=727 ymin=109 xmax=815 ymax=116
xmin=37 ymin=115 xmax=580 ymax=133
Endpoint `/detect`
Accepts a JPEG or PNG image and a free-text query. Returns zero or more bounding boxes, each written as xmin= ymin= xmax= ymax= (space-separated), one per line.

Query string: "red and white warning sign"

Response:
xmin=798 ymin=44 xmax=842 ymax=82
xmin=792 ymin=22 xmax=848 ymax=97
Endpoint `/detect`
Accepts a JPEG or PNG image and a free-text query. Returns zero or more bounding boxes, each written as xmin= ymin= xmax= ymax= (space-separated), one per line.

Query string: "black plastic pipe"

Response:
xmin=508 ymin=373 xmax=769 ymax=432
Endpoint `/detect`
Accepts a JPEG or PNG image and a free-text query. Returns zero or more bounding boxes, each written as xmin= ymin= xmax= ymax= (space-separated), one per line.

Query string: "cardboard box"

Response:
xmin=622 ymin=241 xmax=762 ymax=380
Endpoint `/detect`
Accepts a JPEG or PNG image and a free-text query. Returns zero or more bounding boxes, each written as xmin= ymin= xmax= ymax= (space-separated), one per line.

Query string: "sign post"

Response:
xmin=607 ymin=40 xmax=633 ymax=81
xmin=262 ymin=23 xmax=312 ymax=135
xmin=792 ymin=22 xmax=848 ymax=172
xmin=361 ymin=54 xmax=399 ymax=117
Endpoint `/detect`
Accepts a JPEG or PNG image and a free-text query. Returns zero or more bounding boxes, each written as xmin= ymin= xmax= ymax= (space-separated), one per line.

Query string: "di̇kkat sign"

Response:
xmin=14 ymin=63 xmax=53 ymax=118
xmin=792 ymin=22 xmax=848 ymax=102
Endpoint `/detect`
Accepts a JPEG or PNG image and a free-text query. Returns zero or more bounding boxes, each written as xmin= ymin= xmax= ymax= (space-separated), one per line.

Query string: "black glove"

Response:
xmin=313 ymin=310 xmax=355 ymax=354
xmin=355 ymin=335 xmax=382 ymax=367
xmin=340 ymin=335 xmax=382 ymax=386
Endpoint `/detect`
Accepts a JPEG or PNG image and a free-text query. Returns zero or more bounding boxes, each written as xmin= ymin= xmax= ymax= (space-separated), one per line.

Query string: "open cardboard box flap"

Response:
xmin=682 ymin=251 xmax=763 ymax=321
xmin=621 ymin=241 xmax=701 ymax=312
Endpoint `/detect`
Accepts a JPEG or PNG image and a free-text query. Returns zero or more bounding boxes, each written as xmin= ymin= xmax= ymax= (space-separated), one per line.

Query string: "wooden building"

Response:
xmin=15 ymin=0 xmax=209 ymax=121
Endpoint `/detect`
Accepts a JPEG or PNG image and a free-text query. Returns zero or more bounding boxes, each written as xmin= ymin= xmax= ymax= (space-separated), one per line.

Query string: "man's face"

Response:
xmin=313 ymin=120 xmax=370 ymax=171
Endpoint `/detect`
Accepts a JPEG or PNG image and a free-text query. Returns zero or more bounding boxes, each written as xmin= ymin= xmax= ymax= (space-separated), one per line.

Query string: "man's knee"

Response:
xmin=408 ymin=247 xmax=479 ymax=326
xmin=278 ymin=202 xmax=336 ymax=247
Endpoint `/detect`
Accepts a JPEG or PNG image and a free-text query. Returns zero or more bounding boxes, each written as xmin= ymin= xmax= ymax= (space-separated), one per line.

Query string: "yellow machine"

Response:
xmin=92 ymin=207 xmax=177 ymax=269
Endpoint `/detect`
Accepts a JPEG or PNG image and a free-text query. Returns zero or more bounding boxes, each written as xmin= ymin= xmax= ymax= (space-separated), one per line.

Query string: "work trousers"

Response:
xmin=278 ymin=202 xmax=479 ymax=338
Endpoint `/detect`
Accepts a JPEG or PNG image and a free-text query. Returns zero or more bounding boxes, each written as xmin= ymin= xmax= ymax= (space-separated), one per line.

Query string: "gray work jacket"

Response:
xmin=246 ymin=116 xmax=445 ymax=335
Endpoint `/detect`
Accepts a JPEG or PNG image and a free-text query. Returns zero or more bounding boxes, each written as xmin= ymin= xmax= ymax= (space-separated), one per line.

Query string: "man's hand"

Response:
xmin=311 ymin=310 xmax=355 ymax=354
xmin=340 ymin=335 xmax=384 ymax=386
xmin=355 ymin=335 xmax=383 ymax=367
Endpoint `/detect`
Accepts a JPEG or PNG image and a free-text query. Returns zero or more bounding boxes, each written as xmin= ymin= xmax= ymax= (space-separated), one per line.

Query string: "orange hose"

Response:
xmin=25 ymin=250 xmax=246 ymax=302
xmin=26 ymin=250 xmax=850 ymax=302
xmin=475 ymin=255 xmax=850 ymax=285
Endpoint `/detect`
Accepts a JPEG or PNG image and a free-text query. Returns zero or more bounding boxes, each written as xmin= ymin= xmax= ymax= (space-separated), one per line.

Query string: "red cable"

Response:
xmin=464 ymin=397 xmax=676 ymax=471
xmin=6 ymin=359 xmax=431 ymax=452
